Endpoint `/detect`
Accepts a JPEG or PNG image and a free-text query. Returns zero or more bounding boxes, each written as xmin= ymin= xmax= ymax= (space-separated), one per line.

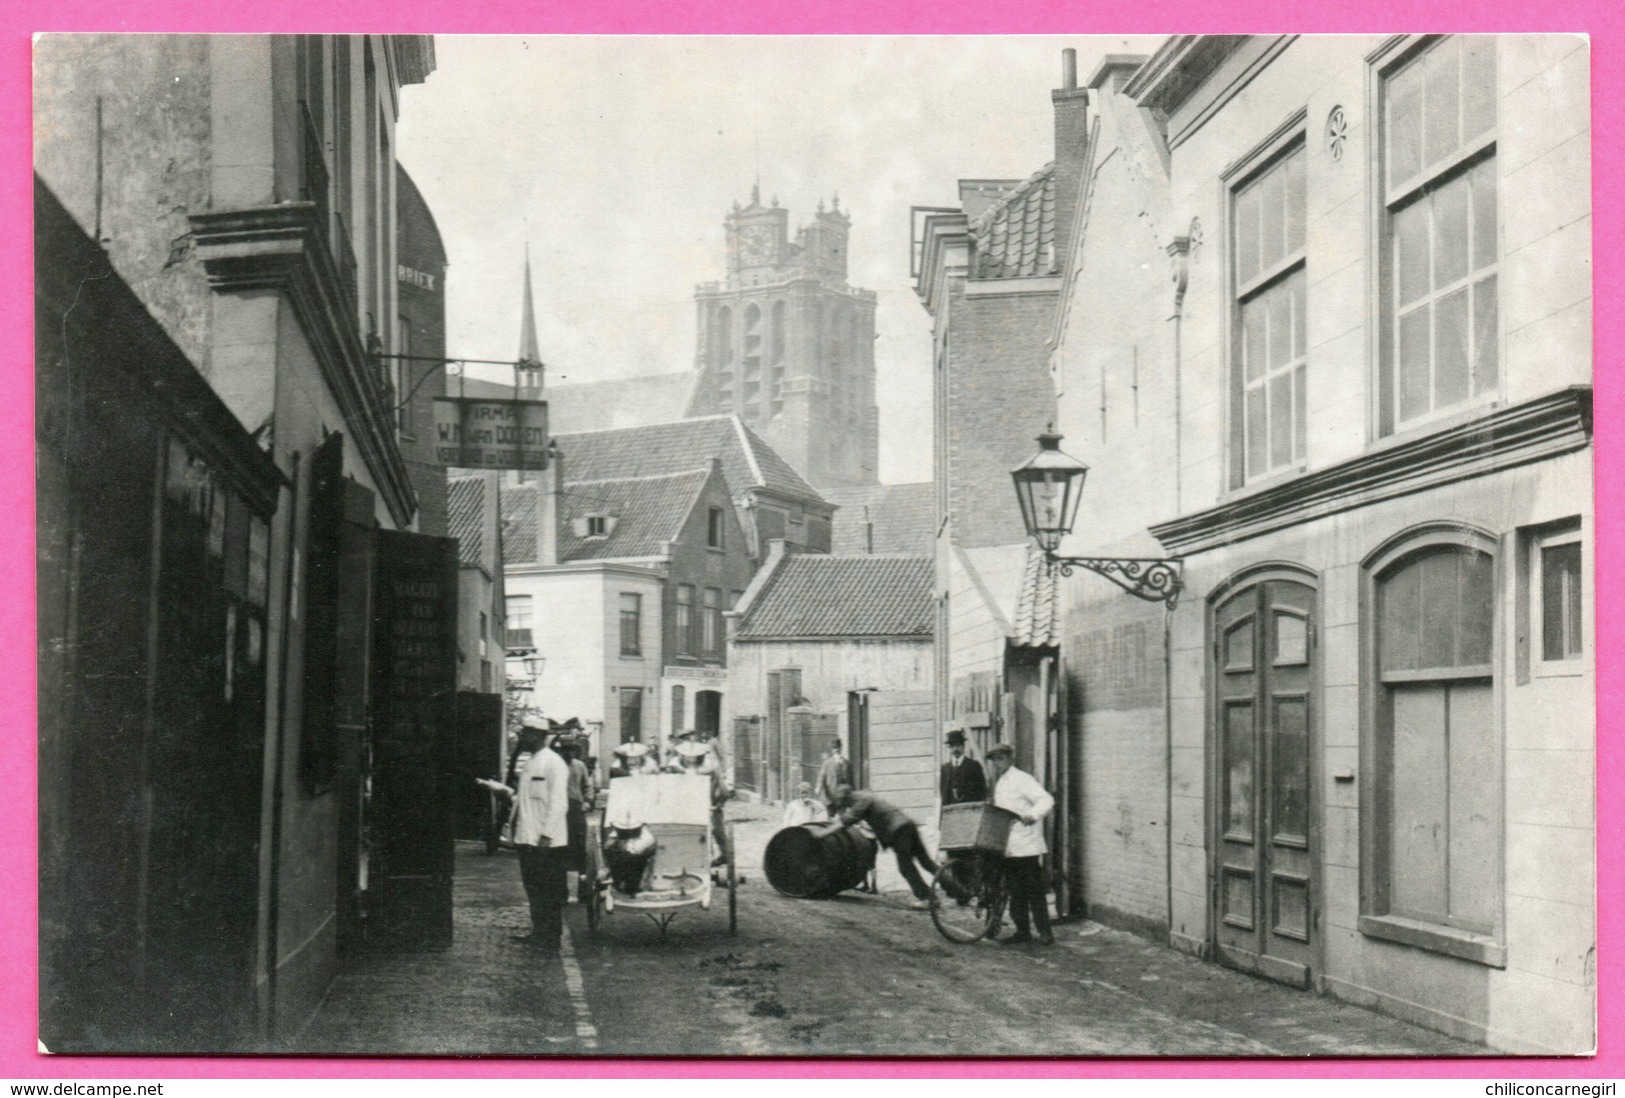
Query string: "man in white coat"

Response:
xmin=986 ymin=743 xmax=1056 ymax=946
xmin=510 ymin=717 xmax=572 ymax=950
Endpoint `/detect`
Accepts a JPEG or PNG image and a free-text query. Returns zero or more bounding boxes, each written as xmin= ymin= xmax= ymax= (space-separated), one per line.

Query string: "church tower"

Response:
xmin=687 ymin=186 xmax=879 ymax=488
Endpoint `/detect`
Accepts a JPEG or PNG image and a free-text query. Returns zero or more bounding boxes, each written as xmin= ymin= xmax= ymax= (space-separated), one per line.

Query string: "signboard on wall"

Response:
xmin=368 ymin=529 xmax=459 ymax=951
xmin=432 ymin=396 xmax=549 ymax=470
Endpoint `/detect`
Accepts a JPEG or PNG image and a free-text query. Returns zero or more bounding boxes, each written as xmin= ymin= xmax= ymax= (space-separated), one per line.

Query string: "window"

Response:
xmin=619 ymin=593 xmax=642 ymax=656
xmin=707 ymin=506 xmax=726 ymax=550
xmin=1363 ymin=531 xmax=1503 ymax=963
xmin=671 ymin=685 xmax=685 ymax=736
xmin=478 ymin=611 xmax=488 ymax=658
xmin=587 ymin=515 xmax=610 ymax=538
xmin=703 ymin=587 xmax=722 ymax=656
xmin=505 ymin=594 xmax=533 ymax=650
xmin=1530 ymin=523 xmax=1584 ymax=674
xmin=619 ymin=687 xmax=643 ymax=743
xmin=1381 ymin=36 xmax=1498 ymax=435
xmin=1231 ymin=141 xmax=1307 ymax=485
xmin=675 ymin=584 xmax=695 ymax=657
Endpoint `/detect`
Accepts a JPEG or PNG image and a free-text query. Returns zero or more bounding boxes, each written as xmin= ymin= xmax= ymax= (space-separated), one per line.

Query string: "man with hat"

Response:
xmin=940 ymin=728 xmax=987 ymax=806
xmin=495 ymin=716 xmax=572 ymax=950
xmin=986 ymin=743 xmax=1056 ymax=946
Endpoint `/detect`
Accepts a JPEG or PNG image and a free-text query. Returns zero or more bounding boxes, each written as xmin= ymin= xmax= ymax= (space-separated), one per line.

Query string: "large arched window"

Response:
xmin=1362 ymin=526 xmax=1503 ymax=963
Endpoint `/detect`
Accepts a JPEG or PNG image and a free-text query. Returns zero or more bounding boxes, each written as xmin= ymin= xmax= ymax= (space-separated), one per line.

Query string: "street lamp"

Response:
xmin=522 ymin=655 xmax=546 ymax=681
xmin=1011 ymin=429 xmax=1183 ymax=607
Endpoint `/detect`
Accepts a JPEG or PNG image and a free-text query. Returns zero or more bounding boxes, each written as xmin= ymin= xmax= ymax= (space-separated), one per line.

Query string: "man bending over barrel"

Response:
xmin=832 ymin=785 xmax=941 ymax=910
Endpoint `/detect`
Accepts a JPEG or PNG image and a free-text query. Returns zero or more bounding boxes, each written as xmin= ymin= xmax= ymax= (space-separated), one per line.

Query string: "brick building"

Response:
xmin=687 ymin=187 xmax=880 ymax=490
xmin=1048 ymin=36 xmax=1593 ymax=1052
xmin=908 ymin=52 xmax=1086 ymax=894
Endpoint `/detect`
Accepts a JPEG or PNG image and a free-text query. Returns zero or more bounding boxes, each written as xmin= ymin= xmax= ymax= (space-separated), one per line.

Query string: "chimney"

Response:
xmin=537 ymin=446 xmax=564 ymax=566
xmin=1051 ymin=48 xmax=1090 ymax=274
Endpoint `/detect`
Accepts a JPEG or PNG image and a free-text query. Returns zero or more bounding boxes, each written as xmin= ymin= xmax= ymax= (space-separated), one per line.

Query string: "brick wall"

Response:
xmin=943 ymin=282 xmax=1059 ymax=549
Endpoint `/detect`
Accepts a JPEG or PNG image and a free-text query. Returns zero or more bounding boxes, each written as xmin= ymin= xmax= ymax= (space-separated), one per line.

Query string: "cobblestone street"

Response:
xmin=297 ymin=806 xmax=1487 ymax=1058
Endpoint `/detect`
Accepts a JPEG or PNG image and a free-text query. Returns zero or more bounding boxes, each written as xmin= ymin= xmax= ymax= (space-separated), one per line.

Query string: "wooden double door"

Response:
xmin=1213 ymin=576 xmax=1317 ymax=987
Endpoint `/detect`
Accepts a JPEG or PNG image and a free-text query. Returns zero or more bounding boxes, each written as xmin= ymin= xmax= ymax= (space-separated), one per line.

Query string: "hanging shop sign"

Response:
xmin=432 ymin=397 xmax=549 ymax=470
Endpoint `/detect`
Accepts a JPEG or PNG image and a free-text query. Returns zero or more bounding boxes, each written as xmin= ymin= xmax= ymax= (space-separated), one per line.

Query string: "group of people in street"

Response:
xmin=485 ymin=716 xmax=1056 ymax=951
xmin=779 ymin=732 xmax=1056 ymax=944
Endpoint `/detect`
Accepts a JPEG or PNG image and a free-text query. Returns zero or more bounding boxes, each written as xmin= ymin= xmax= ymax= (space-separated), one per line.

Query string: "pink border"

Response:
xmin=10 ymin=1 xmax=1619 ymax=1081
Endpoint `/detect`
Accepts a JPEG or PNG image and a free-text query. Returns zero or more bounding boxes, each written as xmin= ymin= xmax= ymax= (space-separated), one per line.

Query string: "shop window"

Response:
xmin=1362 ymin=529 xmax=1505 ymax=965
xmin=1380 ymin=36 xmax=1499 ymax=435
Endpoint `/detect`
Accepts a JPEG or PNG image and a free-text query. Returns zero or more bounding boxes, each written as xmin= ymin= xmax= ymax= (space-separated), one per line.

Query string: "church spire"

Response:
xmin=517 ymin=248 xmax=543 ymax=397
xmin=518 ymin=248 xmax=540 ymax=367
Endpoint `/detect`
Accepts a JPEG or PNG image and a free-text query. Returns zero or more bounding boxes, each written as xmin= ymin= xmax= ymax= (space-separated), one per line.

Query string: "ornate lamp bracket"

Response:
xmin=1048 ymin=554 xmax=1184 ymax=608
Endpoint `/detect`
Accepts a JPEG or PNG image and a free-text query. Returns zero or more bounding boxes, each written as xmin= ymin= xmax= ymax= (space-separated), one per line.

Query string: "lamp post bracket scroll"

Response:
xmin=1010 ymin=429 xmax=1183 ymax=608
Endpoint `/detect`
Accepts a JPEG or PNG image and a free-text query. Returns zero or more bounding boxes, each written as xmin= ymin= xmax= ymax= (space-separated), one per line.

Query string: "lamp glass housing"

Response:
xmin=1010 ymin=431 xmax=1088 ymax=552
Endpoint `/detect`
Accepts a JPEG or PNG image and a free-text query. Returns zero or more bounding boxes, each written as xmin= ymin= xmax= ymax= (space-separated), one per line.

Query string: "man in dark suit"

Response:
xmin=940 ymin=729 xmax=987 ymax=805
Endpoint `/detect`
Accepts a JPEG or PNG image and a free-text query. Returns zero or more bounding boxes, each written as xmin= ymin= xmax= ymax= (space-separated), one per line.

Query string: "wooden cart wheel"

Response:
xmin=726 ymin=822 xmax=738 ymax=936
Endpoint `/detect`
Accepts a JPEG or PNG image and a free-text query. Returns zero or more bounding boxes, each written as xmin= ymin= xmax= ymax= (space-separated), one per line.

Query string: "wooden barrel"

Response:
xmin=763 ymin=821 xmax=877 ymax=898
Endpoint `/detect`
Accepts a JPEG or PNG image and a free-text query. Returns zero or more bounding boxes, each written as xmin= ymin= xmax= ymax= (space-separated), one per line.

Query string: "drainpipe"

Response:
xmin=1164 ymin=231 xmax=1192 ymax=942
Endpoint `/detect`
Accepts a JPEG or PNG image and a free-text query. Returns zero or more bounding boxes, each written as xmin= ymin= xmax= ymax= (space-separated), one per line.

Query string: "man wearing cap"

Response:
xmin=940 ymin=729 xmax=987 ymax=806
xmin=503 ymin=718 xmax=572 ymax=950
xmin=832 ymin=785 xmax=941 ymax=909
xmin=986 ymin=743 xmax=1056 ymax=946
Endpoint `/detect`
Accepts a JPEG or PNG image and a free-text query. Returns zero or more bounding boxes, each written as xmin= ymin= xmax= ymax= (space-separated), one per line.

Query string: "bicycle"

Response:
xmin=928 ymin=849 xmax=1007 ymax=943
xmin=927 ymin=801 xmax=1019 ymax=944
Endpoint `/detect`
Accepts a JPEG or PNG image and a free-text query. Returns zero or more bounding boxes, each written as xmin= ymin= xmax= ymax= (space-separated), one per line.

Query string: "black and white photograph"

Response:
xmin=34 ymin=33 xmax=1595 ymax=1058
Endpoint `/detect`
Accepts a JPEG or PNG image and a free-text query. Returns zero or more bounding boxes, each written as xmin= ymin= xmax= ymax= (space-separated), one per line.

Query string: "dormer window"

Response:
xmin=573 ymin=513 xmax=617 ymax=539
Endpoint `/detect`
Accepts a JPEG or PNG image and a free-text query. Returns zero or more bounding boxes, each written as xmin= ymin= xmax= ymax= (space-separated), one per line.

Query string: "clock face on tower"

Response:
xmin=739 ymin=225 xmax=776 ymax=267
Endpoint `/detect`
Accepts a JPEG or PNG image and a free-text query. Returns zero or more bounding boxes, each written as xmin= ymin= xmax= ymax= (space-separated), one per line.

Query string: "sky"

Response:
xmin=395 ymin=35 xmax=1163 ymax=484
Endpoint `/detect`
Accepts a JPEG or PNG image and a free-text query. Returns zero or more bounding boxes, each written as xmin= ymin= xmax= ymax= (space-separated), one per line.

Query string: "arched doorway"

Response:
xmin=1210 ymin=566 xmax=1318 ymax=987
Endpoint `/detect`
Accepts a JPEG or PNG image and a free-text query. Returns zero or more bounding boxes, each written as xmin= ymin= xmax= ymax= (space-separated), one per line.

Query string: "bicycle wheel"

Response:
xmin=929 ymin=855 xmax=1000 ymax=943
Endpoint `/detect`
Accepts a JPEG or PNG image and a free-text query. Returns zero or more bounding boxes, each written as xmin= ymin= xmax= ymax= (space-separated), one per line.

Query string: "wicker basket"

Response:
xmin=938 ymin=801 xmax=1020 ymax=853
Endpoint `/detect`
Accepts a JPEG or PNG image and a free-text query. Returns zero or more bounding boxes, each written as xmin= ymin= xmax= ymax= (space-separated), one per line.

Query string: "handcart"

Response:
xmin=583 ymin=772 xmax=737 ymax=938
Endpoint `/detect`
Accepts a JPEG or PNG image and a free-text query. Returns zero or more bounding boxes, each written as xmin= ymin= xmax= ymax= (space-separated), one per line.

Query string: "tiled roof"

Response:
xmin=1011 ymin=545 xmax=1061 ymax=648
xmin=824 ymin=482 xmax=936 ymax=556
xmin=447 ymin=476 xmax=486 ymax=566
xmin=501 ymin=484 xmax=539 ymax=565
xmin=970 ymin=165 xmax=1058 ymax=280
xmin=556 ymin=416 xmax=824 ymax=506
xmin=558 ymin=469 xmax=711 ymax=562
xmin=735 ymin=555 xmax=933 ymax=640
